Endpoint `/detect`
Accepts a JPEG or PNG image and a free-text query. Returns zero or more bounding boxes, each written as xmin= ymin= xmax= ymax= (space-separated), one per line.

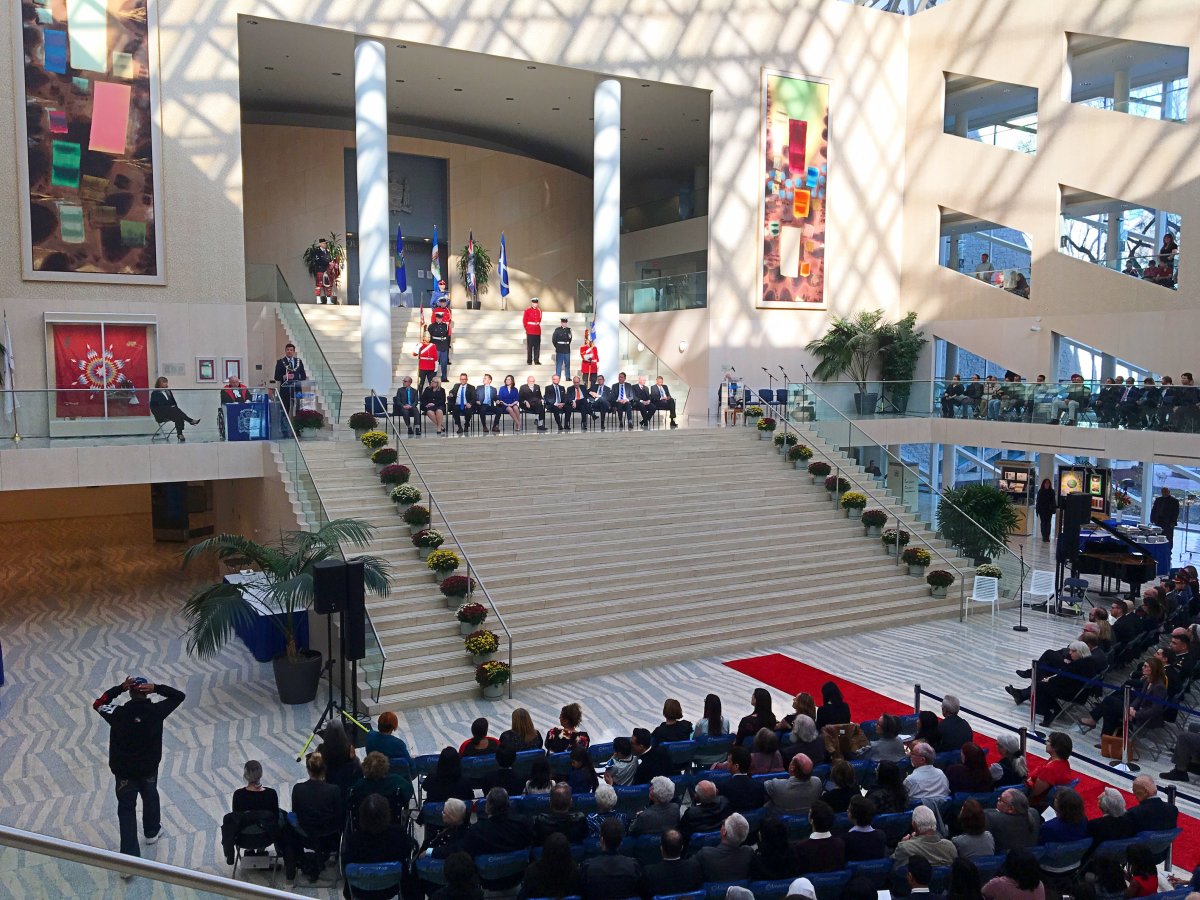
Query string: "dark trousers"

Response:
xmin=637 ymin=401 xmax=656 ymax=425
xmin=656 ymin=397 xmax=677 ymax=422
xmin=158 ymin=408 xmax=188 ymax=435
xmin=115 ymin=773 xmax=160 ymax=856
xmin=279 ymin=385 xmax=298 ymax=417
xmin=417 ymin=371 xmax=435 ymax=393
xmin=476 ymin=404 xmax=500 ymax=430
xmin=522 ymin=402 xmax=545 ymax=427
xmin=612 ymin=401 xmax=634 ymax=428
xmin=1038 ymin=512 xmax=1053 ymax=542
xmin=452 ymin=406 xmax=473 ymax=431
xmin=436 ymin=349 xmax=450 ymax=380
xmin=280 ymin=821 xmax=340 ymax=880
xmin=547 ymin=403 xmax=567 ymax=429
xmin=570 ymin=399 xmax=590 ymax=430
xmin=395 ymin=406 xmax=419 ymax=432
xmin=527 ymin=334 xmax=541 ymax=364
xmin=591 ymin=400 xmax=610 ymax=428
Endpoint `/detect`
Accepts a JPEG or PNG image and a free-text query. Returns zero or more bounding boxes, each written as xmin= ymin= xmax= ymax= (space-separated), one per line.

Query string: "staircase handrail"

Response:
xmin=766 ymin=413 xmax=969 ymax=620
xmin=788 ymin=383 xmax=1028 ymax=599
xmin=382 ymin=406 xmax=514 ymax=698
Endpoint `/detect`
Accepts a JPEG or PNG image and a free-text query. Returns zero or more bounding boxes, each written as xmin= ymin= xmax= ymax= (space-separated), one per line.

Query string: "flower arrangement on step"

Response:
xmin=348 ymin=412 xmax=378 ymax=435
xmin=441 ymin=574 xmax=475 ymax=598
xmin=840 ymin=491 xmax=868 ymax=518
xmin=881 ymin=528 xmax=911 ymax=555
xmin=379 ymin=464 xmax=411 ymax=485
xmin=465 ymin=629 xmax=499 ymax=664
xmin=808 ymin=460 xmax=831 ymax=483
xmin=773 ymin=432 xmax=798 ymax=450
xmin=976 ymin=563 xmax=1003 ymax=579
xmin=391 ymin=484 xmax=422 ymax=508
xmin=901 ymin=546 xmax=932 ymax=575
xmin=360 ymin=430 xmax=389 ymax=450
xmin=746 ymin=405 xmax=764 ymax=420
xmin=475 ymin=660 xmax=511 ymax=698
xmin=412 ymin=528 xmax=444 ymax=549
xmin=861 ymin=509 xmax=889 ymax=535
xmin=402 ymin=505 xmax=431 ymax=530
xmin=426 ymin=548 xmax=460 ymax=579
xmin=294 ymin=409 xmax=325 ymax=432
xmin=756 ymin=417 xmax=777 ymax=433
xmin=456 ymin=602 xmax=487 ymax=630
xmin=824 ymin=475 xmax=851 ymax=494
xmin=926 ymin=569 xmax=956 ymax=597
xmin=787 ymin=445 xmax=814 ymax=467
xmin=371 ymin=447 xmax=398 ymax=467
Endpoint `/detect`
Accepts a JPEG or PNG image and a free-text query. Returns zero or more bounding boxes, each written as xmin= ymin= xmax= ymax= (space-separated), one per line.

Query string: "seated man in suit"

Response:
xmin=940 ymin=375 xmax=965 ymax=418
xmin=631 ymin=728 xmax=673 ymax=785
xmin=393 ymin=376 xmax=421 ymax=436
xmin=220 ymin=376 xmax=250 ymax=405
xmin=1123 ymin=775 xmax=1178 ymax=833
xmin=519 ymin=376 xmax=547 ymax=432
xmin=543 ymin=375 xmax=569 ymax=431
xmin=567 ymin=375 xmax=591 ymax=432
xmin=579 ymin=818 xmax=644 ymax=899
xmin=695 ymin=812 xmax=753 ymax=883
xmin=632 ymin=375 xmax=656 ymax=429
xmin=532 ymin=783 xmax=588 ymax=845
xmin=1132 ymin=377 xmax=1162 ymax=429
xmin=644 ymin=829 xmax=703 ymax=896
xmin=610 ymin=372 xmax=635 ymax=429
xmin=651 ymin=376 xmax=678 ymax=428
xmin=432 ymin=788 xmax=533 ymax=890
xmin=448 ymin=373 xmax=475 ymax=434
xmin=629 ymin=776 xmax=681 ymax=836
xmin=679 ymin=779 xmax=731 ymax=836
xmin=1117 ymin=379 xmax=1145 ymax=428
xmin=589 ymin=376 xmax=612 ymax=430
xmin=474 ymin=373 xmax=501 ymax=433
xmin=718 ymin=746 xmax=767 ymax=812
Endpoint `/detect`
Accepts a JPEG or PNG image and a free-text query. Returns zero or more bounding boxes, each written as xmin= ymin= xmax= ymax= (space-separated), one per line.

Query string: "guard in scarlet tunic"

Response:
xmin=580 ymin=338 xmax=599 ymax=390
xmin=523 ymin=299 xmax=543 ymax=365
xmin=413 ymin=337 xmax=439 ymax=393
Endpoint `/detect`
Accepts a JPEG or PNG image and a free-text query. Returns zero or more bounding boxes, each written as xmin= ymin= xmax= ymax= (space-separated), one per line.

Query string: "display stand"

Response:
xmin=1058 ymin=465 xmax=1111 ymax=518
xmin=997 ymin=460 xmax=1035 ymax=537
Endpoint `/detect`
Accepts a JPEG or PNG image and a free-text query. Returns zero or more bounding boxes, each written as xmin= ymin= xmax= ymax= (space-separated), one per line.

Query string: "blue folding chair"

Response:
xmin=475 ymin=849 xmax=531 ymax=887
xmin=512 ymin=748 xmax=547 ymax=778
xmin=652 ymin=893 xmax=704 ymax=900
xmin=548 ymin=751 xmax=572 ymax=777
xmin=807 ymin=869 xmax=852 ymax=900
xmin=573 ymin=792 xmax=598 ymax=814
xmin=614 ymin=784 xmax=650 ymax=814
xmin=706 ymin=882 xmax=751 ymax=900
xmin=587 ymin=742 xmax=615 ymax=766
xmin=461 ymin=754 xmax=499 ymax=784
xmin=748 ymin=880 xmax=796 ymax=899
xmin=1136 ymin=827 xmax=1183 ymax=866
xmin=781 ymin=814 xmax=812 ymax=841
xmin=414 ymin=855 xmax=446 ymax=886
xmin=1091 ymin=836 xmax=1140 ymax=864
xmin=875 ymin=811 xmax=913 ymax=846
xmin=685 ymin=830 xmax=722 ymax=855
xmin=345 ymin=862 xmax=404 ymax=897
xmin=630 ymin=833 xmax=662 ymax=866
xmin=972 ymin=854 xmax=1007 ymax=883
xmin=386 ymin=757 xmax=412 ymax=781
xmin=662 ymin=740 xmax=697 ymax=770
xmin=692 ymin=735 xmax=735 ymax=768
xmin=846 ymin=858 xmax=893 ymax=889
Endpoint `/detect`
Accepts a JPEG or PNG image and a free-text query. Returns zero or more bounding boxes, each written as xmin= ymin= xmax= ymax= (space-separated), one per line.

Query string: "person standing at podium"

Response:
xmin=273 ymin=344 xmax=307 ymax=416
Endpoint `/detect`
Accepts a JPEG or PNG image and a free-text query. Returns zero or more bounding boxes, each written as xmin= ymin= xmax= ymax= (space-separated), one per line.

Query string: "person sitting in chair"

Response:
xmin=150 ymin=377 xmax=200 ymax=442
xmin=221 ymin=760 xmax=280 ymax=867
xmin=220 ymin=376 xmax=250 ymax=405
xmin=342 ymin=794 xmax=413 ymax=900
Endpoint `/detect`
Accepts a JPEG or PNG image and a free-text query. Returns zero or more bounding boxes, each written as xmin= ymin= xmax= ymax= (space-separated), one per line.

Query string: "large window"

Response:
xmin=1068 ymin=35 xmax=1188 ymax=124
xmin=939 ymin=208 xmax=1032 ymax=297
xmin=944 ymin=73 xmax=1037 ymax=154
xmin=1059 ymin=186 xmax=1180 ymax=289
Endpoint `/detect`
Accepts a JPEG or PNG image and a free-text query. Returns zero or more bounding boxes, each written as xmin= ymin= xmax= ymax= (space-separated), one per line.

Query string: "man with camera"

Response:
xmin=93 ymin=676 xmax=186 ymax=861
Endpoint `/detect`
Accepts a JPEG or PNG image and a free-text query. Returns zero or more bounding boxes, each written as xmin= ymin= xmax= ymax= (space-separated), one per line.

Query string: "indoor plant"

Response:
xmin=756 ymin=417 xmax=776 ymax=439
xmin=456 ymin=237 xmax=493 ymax=310
xmin=360 ymin=430 xmax=389 ymax=451
xmin=475 ymin=660 xmax=511 ymax=700
xmin=181 ymin=519 xmax=391 ymax=704
xmin=788 ymin=444 xmax=814 ymax=468
xmin=426 ymin=548 xmax=460 ymax=579
xmin=745 ymin=405 xmax=764 ymax=421
xmin=303 ymin=232 xmax=347 ymax=282
xmin=902 ymin=546 xmax=932 ymax=576
xmin=403 ymin=505 xmax=431 ymax=532
xmin=927 ymin=569 xmax=956 ymax=598
xmin=412 ymin=528 xmax=445 ymax=559
xmin=937 ymin=483 xmax=1020 ymax=565
xmin=456 ymin=601 xmax=487 ymax=635
xmin=379 ymin=464 xmax=411 ymax=486
xmin=976 ymin=563 xmax=1003 ymax=579
xmin=881 ymin=528 xmax=911 ymax=555
xmin=348 ymin=411 xmax=378 ymax=437
xmin=391 ymin=484 xmax=422 ymax=511
xmin=464 ymin=629 xmax=500 ymax=664
xmin=824 ymin=475 xmax=851 ymax=498
xmin=840 ymin=491 xmax=868 ymax=518
xmin=808 ymin=460 xmax=831 ymax=483
xmin=804 ymin=308 xmax=886 ymax=414
xmin=293 ymin=408 xmax=324 ymax=435
xmin=371 ymin=447 xmax=398 ymax=468
xmin=861 ymin=508 xmax=888 ymax=536
xmin=878 ymin=312 xmax=928 ymax=415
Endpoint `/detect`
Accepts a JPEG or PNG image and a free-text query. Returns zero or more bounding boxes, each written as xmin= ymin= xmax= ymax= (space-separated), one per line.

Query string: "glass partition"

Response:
xmin=618 ymin=323 xmax=690 ymax=415
xmin=577 ymin=271 xmax=707 ymax=314
xmin=1059 ymin=187 xmax=1181 ymax=290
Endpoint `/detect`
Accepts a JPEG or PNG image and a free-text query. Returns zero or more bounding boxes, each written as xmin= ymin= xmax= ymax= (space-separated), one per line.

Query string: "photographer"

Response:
xmin=92 ymin=676 xmax=186 ymax=860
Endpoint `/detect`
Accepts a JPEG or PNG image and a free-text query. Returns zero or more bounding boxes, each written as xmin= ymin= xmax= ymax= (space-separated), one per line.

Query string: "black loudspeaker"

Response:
xmin=343 ymin=559 xmax=367 ymax=662
xmin=313 ymin=559 xmax=347 ymax=614
xmin=1059 ymin=493 xmax=1091 ymax=561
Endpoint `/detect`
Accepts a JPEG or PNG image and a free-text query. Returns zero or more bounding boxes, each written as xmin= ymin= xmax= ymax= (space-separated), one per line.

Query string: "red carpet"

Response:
xmin=725 ymin=653 xmax=1200 ymax=871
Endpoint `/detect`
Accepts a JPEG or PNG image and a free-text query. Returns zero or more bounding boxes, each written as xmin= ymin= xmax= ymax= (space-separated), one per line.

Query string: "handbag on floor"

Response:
xmin=1100 ymin=733 xmax=1139 ymax=761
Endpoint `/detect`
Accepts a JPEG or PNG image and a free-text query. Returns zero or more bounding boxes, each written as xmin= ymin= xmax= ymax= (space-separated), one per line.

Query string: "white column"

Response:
xmin=954 ymin=113 xmax=969 ymax=137
xmin=1105 ymin=204 xmax=1123 ymax=270
xmin=1113 ymin=69 xmax=1130 ymax=114
xmin=355 ymin=38 xmax=392 ymax=395
xmin=594 ymin=79 xmax=621 ymax=384
xmin=1141 ymin=462 xmax=1155 ymax=525
xmin=947 ymin=234 xmax=959 ymax=271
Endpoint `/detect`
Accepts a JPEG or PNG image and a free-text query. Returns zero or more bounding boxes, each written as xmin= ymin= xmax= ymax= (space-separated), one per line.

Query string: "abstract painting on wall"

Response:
xmin=50 ymin=322 xmax=153 ymax=418
xmin=15 ymin=0 xmax=164 ymax=282
xmin=758 ymin=70 xmax=829 ymax=309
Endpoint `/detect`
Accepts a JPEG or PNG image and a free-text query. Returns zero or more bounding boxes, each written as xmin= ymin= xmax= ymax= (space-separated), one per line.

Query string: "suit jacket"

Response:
xmin=696 ymin=843 xmax=754 ymax=882
xmin=518 ymin=384 xmax=543 ymax=408
xmin=1152 ymin=495 xmax=1181 ymax=528
xmin=433 ymin=812 xmax=533 ymax=859
xmin=1112 ymin=613 xmax=1140 ymax=646
xmin=1086 ymin=814 xmax=1134 ymax=850
xmin=578 ymin=851 xmax=643 ymax=900
xmin=630 ymin=384 xmax=653 ymax=404
xmin=568 ymin=385 xmax=590 ymax=407
xmin=764 ymin=775 xmax=823 ymax=815
xmin=220 ymin=387 xmax=250 ymax=405
xmin=449 ymin=383 xmax=476 ymax=408
xmin=611 ymin=381 xmax=635 ymax=404
xmin=393 ymin=386 xmax=419 ymax=411
xmin=651 ymin=385 xmax=672 ymax=402
xmin=794 ymin=836 xmax=845 ymax=874
xmin=589 ymin=385 xmax=611 ymax=405
xmin=149 ymin=389 xmax=178 ymax=413
xmin=633 ymin=745 xmax=673 ymax=784
xmin=543 ymin=382 xmax=568 ymax=407
xmin=719 ymin=773 xmax=767 ymax=812
xmin=629 ymin=802 xmax=680 ymax=836
xmin=936 ymin=714 xmax=974 ymax=753
xmin=643 ymin=857 xmax=703 ymax=896
xmin=1123 ymin=796 xmax=1178 ymax=834
xmin=474 ymin=383 xmax=499 ymax=407
xmin=274 ymin=357 xmax=306 ymax=384
xmin=679 ymin=797 xmax=730 ymax=836
xmin=532 ymin=809 xmax=588 ymax=845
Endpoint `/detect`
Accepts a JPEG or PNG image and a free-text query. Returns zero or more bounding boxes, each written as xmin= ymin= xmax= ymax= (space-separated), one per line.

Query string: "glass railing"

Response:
xmin=1080 ymin=86 xmax=1188 ymax=124
xmin=271 ymin=399 xmax=386 ymax=706
xmin=1055 ymin=250 xmax=1179 ymax=289
xmin=941 ymin=263 xmax=1032 ymax=296
xmin=787 ymin=384 xmax=1029 ymax=590
xmin=0 ymin=821 xmax=299 ymax=897
xmin=246 ymin=263 xmax=344 ymax=422
xmin=618 ymin=322 xmax=691 ymax=415
xmin=962 ymin=121 xmax=1038 ymax=155
xmin=577 ymin=271 xmax=707 ymax=313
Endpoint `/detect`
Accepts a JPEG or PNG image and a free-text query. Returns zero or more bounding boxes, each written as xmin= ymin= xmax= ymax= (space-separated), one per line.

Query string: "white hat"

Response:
xmin=787 ymin=878 xmax=817 ymax=900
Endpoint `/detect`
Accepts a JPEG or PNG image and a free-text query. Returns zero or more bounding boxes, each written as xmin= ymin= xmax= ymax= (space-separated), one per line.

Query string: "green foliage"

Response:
xmin=879 ymin=312 xmax=928 ymax=408
xmin=302 ymin=232 xmax=346 ymax=276
xmin=804 ymin=309 xmax=886 ymax=393
xmin=182 ymin=519 xmax=391 ymax=662
xmin=456 ymin=240 xmax=493 ymax=297
xmin=937 ymin=483 xmax=1020 ymax=563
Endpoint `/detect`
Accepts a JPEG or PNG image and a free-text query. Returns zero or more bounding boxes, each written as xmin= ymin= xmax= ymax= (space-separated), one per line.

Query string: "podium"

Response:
xmin=222 ymin=397 xmax=271 ymax=441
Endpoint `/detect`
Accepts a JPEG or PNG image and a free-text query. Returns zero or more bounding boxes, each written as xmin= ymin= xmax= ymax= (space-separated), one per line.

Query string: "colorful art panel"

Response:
xmin=758 ymin=70 xmax=830 ymax=310
xmin=51 ymin=322 xmax=151 ymax=418
xmin=16 ymin=0 xmax=164 ymax=282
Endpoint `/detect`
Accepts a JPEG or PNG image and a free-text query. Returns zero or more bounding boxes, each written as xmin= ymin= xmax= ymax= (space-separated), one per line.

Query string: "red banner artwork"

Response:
xmin=53 ymin=323 xmax=151 ymax=418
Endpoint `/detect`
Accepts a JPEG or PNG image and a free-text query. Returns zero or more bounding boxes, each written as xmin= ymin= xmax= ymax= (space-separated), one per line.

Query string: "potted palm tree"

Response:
xmin=456 ymin=238 xmax=492 ymax=310
xmin=804 ymin=309 xmax=886 ymax=415
xmin=937 ymin=483 xmax=1020 ymax=565
xmin=878 ymin=312 xmax=928 ymax=415
xmin=182 ymin=519 xmax=391 ymax=704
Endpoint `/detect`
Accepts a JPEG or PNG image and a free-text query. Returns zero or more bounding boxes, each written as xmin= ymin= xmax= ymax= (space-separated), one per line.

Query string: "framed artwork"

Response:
xmin=758 ymin=69 xmax=830 ymax=309
xmin=45 ymin=318 xmax=156 ymax=419
xmin=13 ymin=0 xmax=165 ymax=283
xmin=196 ymin=358 xmax=216 ymax=383
xmin=223 ymin=358 xmax=242 ymax=383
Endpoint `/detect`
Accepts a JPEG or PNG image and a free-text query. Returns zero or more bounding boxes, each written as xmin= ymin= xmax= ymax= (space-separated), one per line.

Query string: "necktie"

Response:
xmin=1122 ymin=388 xmax=1130 ymax=402
xmin=459 ymin=389 xmax=465 ymax=408
xmin=620 ymin=386 xmax=626 ymax=401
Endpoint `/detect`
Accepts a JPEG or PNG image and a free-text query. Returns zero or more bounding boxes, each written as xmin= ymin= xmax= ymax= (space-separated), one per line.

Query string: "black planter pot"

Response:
xmin=272 ymin=649 xmax=323 ymax=705
xmin=854 ymin=392 xmax=879 ymax=415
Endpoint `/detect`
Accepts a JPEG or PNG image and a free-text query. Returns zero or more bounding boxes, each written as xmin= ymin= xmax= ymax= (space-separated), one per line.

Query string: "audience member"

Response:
xmin=750 ymin=727 xmax=785 ymax=774
xmin=430 ymin=851 xmax=484 ymax=900
xmin=679 ymin=779 xmax=731 ymax=835
xmin=221 ymin=759 xmax=280 ymax=867
xmin=482 ymin=746 xmax=524 ymax=797
xmin=905 ymin=856 xmax=940 ymax=899
xmin=498 ymin=375 xmax=522 ymax=431
xmin=765 ymin=753 xmax=823 ymax=816
xmin=632 ymin=727 xmax=673 ymax=784
xmin=652 ymin=698 xmax=694 ymax=744
xmin=604 ymin=736 xmax=637 ymax=786
xmin=985 ymin=789 xmax=1040 ymax=853
xmin=1037 ymin=788 xmax=1087 ymax=845
xmin=645 ymin=828 xmax=704 ymax=895
xmin=990 ymin=733 xmax=1028 ymax=787
xmin=425 ymin=747 xmax=474 ymax=804
xmin=1089 ymin=855 xmax=1128 ymax=900
xmin=820 ymin=759 xmax=859 ymax=812
xmin=448 ymin=373 xmax=476 ymax=434
xmin=794 ymin=800 xmax=846 ymax=875
xmin=544 ymin=374 xmax=569 ymax=431
xmin=525 ymin=756 xmax=554 ymax=796
xmin=420 ymin=798 xmax=469 ymax=854
xmin=1125 ymin=844 xmax=1161 ymax=898
xmin=588 ymin=375 xmax=611 ymax=430
xmin=816 ymin=681 xmax=852 ymax=729
xmin=1007 ymin=641 xmax=1099 ymax=727
xmin=433 ymin=788 xmax=533 ymax=889
xmin=393 ymin=376 xmax=421 ymax=435
xmin=785 ymin=714 xmax=827 ymax=766
xmin=341 ymin=794 xmax=412 ymax=900
xmin=696 ymin=812 xmax=754 ymax=882
xmin=578 ymin=818 xmax=644 ymax=900
xmin=610 ymin=372 xmax=635 ymax=429
xmin=1087 ymin=788 xmax=1133 ymax=851
xmin=953 ymin=799 xmax=995 ymax=861
xmin=517 ymin=833 xmax=581 ymax=900
xmin=420 ymin=376 xmax=447 ymax=435
xmin=283 ymin=752 xmax=344 ymax=883
xmin=365 ymin=711 xmax=413 ymax=771
xmin=947 ymin=742 xmax=993 ymax=793
xmin=518 ymin=376 xmax=547 ymax=432
xmin=546 ymin=703 xmax=591 ymax=752
xmin=892 ymin=804 xmax=957 ymax=867
xmin=750 ymin=817 xmax=798 ymax=879
xmin=717 ymin=746 xmax=767 ymax=811
xmin=865 ymin=760 xmax=909 ymax=814
xmin=693 ymin=693 xmax=730 ymax=738
xmin=981 ymin=849 xmax=1043 ymax=900
xmin=458 ymin=717 xmax=500 ymax=757
xmin=532 ymin=783 xmax=588 ymax=845
xmin=567 ymin=747 xmax=600 ymax=794
xmin=938 ymin=695 xmax=975 ymax=752
xmin=865 ymin=713 xmax=907 ymax=763
xmin=632 ymin=375 xmax=656 ymax=428
xmin=736 ymin=688 xmax=779 ymax=742
xmin=1024 ymin=732 xmax=1073 ymax=811
xmin=948 ymin=857 xmax=985 ymax=900
xmin=586 ymin=784 xmax=629 ymax=839
xmin=843 ymin=795 xmax=887 ymax=861
xmin=316 ymin=722 xmax=362 ymax=799
xmin=1123 ymin=775 xmax=1178 ymax=833
xmin=629 ymin=776 xmax=681 ymax=836
xmin=904 ymin=742 xmax=951 ymax=802
xmin=346 ymin=751 xmax=413 ymax=822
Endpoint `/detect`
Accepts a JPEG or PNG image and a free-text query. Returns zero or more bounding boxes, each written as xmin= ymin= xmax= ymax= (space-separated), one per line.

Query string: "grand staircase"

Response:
xmin=275 ymin=304 xmax=970 ymax=711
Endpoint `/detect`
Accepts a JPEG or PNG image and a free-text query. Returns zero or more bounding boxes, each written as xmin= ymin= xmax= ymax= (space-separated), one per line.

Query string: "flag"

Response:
xmin=1 ymin=312 xmax=16 ymax=417
xmin=394 ymin=224 xmax=407 ymax=293
xmin=498 ymin=232 xmax=510 ymax=299
xmin=430 ymin=225 xmax=441 ymax=286
xmin=466 ymin=230 xmax=477 ymax=296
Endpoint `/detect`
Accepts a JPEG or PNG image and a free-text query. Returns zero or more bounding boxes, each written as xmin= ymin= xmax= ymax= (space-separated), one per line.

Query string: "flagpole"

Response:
xmin=2 ymin=312 xmax=19 ymax=444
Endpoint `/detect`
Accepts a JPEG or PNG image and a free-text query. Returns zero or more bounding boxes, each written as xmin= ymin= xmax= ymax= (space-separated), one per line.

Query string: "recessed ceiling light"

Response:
xmin=640 ymin=137 xmax=648 ymax=141
xmin=551 ymin=107 xmax=559 ymax=110
xmin=506 ymin=97 xmax=515 ymax=101
xmin=396 ymin=43 xmax=407 ymax=49
xmin=264 ymin=66 xmax=274 ymax=70
xmin=621 ymin=127 xmax=627 ymax=131
xmin=526 ymin=65 xmax=537 ymax=70
xmin=246 ymin=19 xmax=258 ymax=24
xmin=692 ymin=118 xmax=700 ymax=123
xmin=395 ymin=79 xmax=405 ymax=83
xmin=454 ymin=88 xmax=463 ymax=92
xmin=657 ymin=147 xmax=664 ymax=151
xmin=641 ymin=83 xmax=650 ymax=87
xmin=331 ymin=72 xmax=342 ymax=76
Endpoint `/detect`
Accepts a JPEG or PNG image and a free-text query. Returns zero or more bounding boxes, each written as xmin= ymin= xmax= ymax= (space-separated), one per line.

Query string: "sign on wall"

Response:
xmin=14 ymin=0 xmax=165 ymax=283
xmin=758 ymin=69 xmax=829 ymax=309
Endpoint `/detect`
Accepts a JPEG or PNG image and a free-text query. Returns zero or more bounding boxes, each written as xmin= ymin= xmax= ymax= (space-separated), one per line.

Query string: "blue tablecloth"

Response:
xmin=225 ymin=573 xmax=310 ymax=662
xmin=223 ymin=399 xmax=271 ymax=441
xmin=1079 ymin=531 xmax=1172 ymax=576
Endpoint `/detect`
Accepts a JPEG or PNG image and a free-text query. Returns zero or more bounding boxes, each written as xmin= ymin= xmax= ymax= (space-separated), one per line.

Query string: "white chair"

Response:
xmin=968 ymin=576 xmax=1000 ymax=621
xmin=1022 ymin=569 xmax=1056 ymax=616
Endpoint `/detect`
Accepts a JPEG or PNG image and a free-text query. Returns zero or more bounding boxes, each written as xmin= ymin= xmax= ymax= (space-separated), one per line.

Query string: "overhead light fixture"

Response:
xmin=395 ymin=79 xmax=405 ymax=83
xmin=506 ymin=97 xmax=515 ymax=101
xmin=246 ymin=18 xmax=258 ymax=24
xmin=551 ymin=107 xmax=559 ymax=111
xmin=454 ymin=88 xmax=463 ymax=92
xmin=526 ymin=65 xmax=537 ymax=70
xmin=678 ymin=340 xmax=688 ymax=354
xmin=396 ymin=43 xmax=407 ymax=48
xmin=331 ymin=72 xmax=342 ymax=76
xmin=264 ymin=66 xmax=274 ymax=70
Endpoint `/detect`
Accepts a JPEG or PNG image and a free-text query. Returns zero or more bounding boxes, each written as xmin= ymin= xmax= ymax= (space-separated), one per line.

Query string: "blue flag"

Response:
xmin=498 ymin=232 xmax=510 ymax=298
xmin=466 ymin=231 xmax=477 ymax=296
xmin=430 ymin=224 xmax=441 ymax=308
xmin=395 ymin=224 xmax=407 ymax=292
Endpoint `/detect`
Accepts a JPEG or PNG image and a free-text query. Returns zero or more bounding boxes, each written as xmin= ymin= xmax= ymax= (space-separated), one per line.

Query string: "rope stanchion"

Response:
xmin=914 ymin=683 xmax=922 ymax=716
xmin=1029 ymin=659 xmax=1040 ymax=736
xmin=1114 ymin=683 xmax=1139 ymax=774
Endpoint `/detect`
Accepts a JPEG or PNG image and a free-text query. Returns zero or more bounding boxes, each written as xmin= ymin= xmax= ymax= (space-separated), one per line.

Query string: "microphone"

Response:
xmin=762 ymin=367 xmax=770 ymax=374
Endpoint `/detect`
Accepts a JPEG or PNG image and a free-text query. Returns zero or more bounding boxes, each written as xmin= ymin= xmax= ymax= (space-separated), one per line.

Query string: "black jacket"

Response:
xmin=449 ymin=383 xmax=476 ymax=408
xmin=393 ymin=386 xmax=419 ymax=411
xmin=610 ymin=381 xmax=635 ymax=404
xmin=93 ymin=683 xmax=186 ymax=778
xmin=544 ymin=382 xmax=568 ymax=407
xmin=428 ymin=321 xmax=451 ymax=350
xmin=532 ymin=809 xmax=588 ymax=845
xmin=651 ymin=385 xmax=673 ymax=403
xmin=719 ymin=773 xmax=767 ymax=812
xmin=1124 ymin=796 xmax=1178 ymax=834
xmin=434 ymin=811 xmax=534 ymax=859
xmin=292 ymin=779 xmax=344 ymax=836
xmin=633 ymin=745 xmax=674 ymax=784
xmin=1036 ymin=487 xmax=1058 ymax=517
xmin=1152 ymin=494 xmax=1181 ymax=528
xmin=552 ymin=326 xmax=572 ymax=353
xmin=630 ymin=383 xmax=652 ymax=404
xmin=644 ymin=857 xmax=703 ymax=895
xmin=149 ymin=390 xmax=180 ymax=414
xmin=274 ymin=356 xmax=307 ymax=384
xmin=589 ymin=385 xmax=611 ymax=405
xmin=483 ymin=768 xmax=525 ymax=797
xmin=936 ymin=714 xmax=974 ymax=753
xmin=679 ymin=797 xmax=731 ymax=835
xmin=421 ymin=387 xmax=447 ymax=409
xmin=578 ymin=851 xmax=643 ymax=900
xmin=518 ymin=385 xmax=543 ymax=408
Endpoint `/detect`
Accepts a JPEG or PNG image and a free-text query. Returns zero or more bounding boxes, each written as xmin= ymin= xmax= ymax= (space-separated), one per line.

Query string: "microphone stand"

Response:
xmin=1013 ymin=546 xmax=1028 ymax=632
xmin=762 ymin=368 xmax=776 ymax=415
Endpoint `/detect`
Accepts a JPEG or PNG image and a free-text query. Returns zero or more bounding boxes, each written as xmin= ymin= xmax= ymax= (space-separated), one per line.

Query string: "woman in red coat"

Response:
xmin=413 ymin=332 xmax=439 ymax=393
xmin=579 ymin=337 xmax=599 ymax=390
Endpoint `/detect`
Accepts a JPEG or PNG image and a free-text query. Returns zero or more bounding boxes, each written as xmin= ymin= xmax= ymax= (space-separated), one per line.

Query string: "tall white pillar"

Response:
xmin=355 ymin=38 xmax=392 ymax=395
xmin=1141 ymin=462 xmax=1155 ymax=525
xmin=947 ymin=234 xmax=959 ymax=271
xmin=594 ymin=79 xmax=621 ymax=384
xmin=954 ymin=113 xmax=969 ymax=137
xmin=1105 ymin=204 xmax=1123 ymax=270
xmin=1113 ymin=69 xmax=1130 ymax=114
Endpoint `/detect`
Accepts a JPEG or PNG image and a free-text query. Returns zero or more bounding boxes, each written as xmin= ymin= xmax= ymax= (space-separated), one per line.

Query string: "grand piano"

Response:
xmin=1072 ymin=518 xmax=1159 ymax=599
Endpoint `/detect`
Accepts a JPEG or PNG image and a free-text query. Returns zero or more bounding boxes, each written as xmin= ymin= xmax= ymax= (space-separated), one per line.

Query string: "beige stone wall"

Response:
xmin=241 ymin=125 xmax=592 ymax=313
